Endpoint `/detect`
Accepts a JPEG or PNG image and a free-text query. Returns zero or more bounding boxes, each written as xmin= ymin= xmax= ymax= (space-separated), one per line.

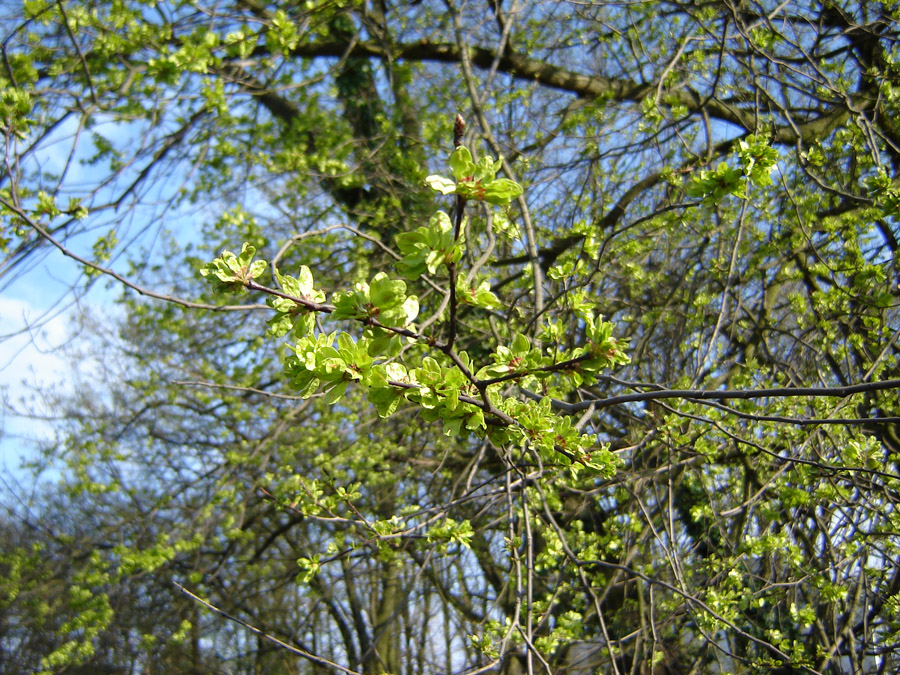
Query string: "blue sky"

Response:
xmin=0 ymin=113 xmax=157 ymax=485
xmin=0 ymin=265 xmax=82 ymax=487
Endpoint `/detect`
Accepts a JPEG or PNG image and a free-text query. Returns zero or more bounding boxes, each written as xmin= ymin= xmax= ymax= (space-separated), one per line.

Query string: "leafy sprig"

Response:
xmin=425 ymin=147 xmax=523 ymax=205
xmin=201 ymin=139 xmax=629 ymax=473
xmin=200 ymin=242 xmax=267 ymax=294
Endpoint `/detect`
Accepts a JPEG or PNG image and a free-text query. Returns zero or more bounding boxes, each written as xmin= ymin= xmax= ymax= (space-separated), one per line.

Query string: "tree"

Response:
xmin=1 ymin=0 xmax=900 ymax=673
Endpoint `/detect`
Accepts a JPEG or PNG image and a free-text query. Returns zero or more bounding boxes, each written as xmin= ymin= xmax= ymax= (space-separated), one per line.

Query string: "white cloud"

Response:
xmin=0 ymin=296 xmax=74 ymax=472
xmin=0 ymin=297 xmax=71 ymax=390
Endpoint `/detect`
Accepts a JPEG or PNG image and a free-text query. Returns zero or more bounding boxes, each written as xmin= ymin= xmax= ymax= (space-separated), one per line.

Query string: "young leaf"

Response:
xmin=449 ymin=146 xmax=475 ymax=181
xmin=425 ymin=175 xmax=457 ymax=195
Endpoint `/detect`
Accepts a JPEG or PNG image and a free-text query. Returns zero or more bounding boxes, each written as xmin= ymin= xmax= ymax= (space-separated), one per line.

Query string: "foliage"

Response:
xmin=1 ymin=0 xmax=900 ymax=674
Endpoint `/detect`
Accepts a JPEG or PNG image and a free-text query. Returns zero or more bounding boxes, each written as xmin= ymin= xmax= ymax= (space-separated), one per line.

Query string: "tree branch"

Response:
xmin=285 ymin=39 xmax=860 ymax=143
xmin=531 ymin=378 xmax=900 ymax=413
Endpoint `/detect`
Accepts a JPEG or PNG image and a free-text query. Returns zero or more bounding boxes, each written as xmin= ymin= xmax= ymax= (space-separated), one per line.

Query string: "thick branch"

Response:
xmin=286 ymin=39 xmax=859 ymax=143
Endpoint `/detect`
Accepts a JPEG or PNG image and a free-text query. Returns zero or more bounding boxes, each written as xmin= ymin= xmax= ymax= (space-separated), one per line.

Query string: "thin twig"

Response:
xmin=1 ymin=197 xmax=268 ymax=312
xmin=174 ymin=582 xmax=364 ymax=675
xmin=533 ymin=378 xmax=900 ymax=413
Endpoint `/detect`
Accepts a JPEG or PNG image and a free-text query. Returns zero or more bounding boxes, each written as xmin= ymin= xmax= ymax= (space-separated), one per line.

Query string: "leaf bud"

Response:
xmin=454 ymin=114 xmax=465 ymax=147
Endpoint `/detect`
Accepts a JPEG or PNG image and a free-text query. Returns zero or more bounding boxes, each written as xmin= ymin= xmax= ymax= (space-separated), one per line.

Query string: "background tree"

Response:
xmin=1 ymin=0 xmax=900 ymax=673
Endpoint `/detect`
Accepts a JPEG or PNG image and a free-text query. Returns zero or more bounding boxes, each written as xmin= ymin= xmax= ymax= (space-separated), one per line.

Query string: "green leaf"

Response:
xmin=237 ymin=242 xmax=256 ymax=269
xmin=395 ymin=211 xmax=457 ymax=279
xmin=266 ymin=313 xmax=294 ymax=337
xmin=366 ymin=332 xmax=400 ymax=357
xmin=324 ymin=380 xmax=348 ymax=404
xmin=369 ymin=272 xmax=406 ymax=309
xmin=247 ymin=259 xmax=267 ymax=279
xmin=367 ymin=370 xmax=406 ymax=417
xmin=424 ymin=175 xmax=457 ymax=195
xmin=738 ymin=134 xmax=779 ymax=187
xmin=472 ymin=155 xmax=500 ymax=182
xmin=686 ymin=162 xmax=745 ymax=202
xmin=449 ymin=146 xmax=475 ymax=181
xmin=481 ymin=178 xmax=523 ymax=205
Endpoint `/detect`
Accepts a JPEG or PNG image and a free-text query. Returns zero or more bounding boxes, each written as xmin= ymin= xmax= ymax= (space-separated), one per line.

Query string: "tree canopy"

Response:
xmin=1 ymin=0 xmax=900 ymax=673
